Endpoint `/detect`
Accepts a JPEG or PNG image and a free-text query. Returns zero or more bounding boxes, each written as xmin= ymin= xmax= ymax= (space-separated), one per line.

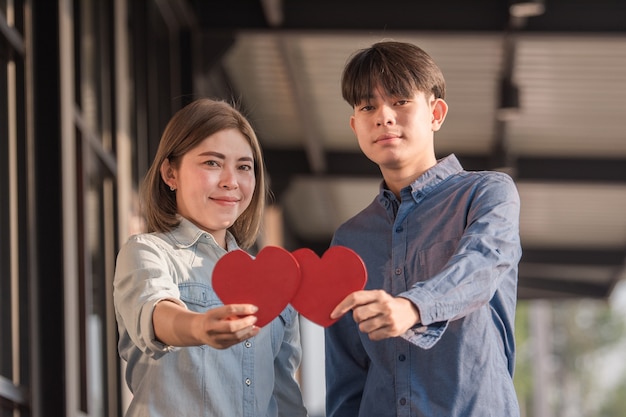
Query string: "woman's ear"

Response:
xmin=160 ymin=158 xmax=177 ymax=191
xmin=431 ymin=98 xmax=448 ymax=132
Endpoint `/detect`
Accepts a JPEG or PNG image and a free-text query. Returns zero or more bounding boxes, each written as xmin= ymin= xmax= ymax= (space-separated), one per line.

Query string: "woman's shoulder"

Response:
xmin=119 ymin=231 xmax=176 ymax=255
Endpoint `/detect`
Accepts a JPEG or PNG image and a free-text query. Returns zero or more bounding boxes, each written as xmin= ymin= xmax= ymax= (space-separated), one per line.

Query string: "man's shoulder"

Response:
xmin=453 ymin=169 xmax=518 ymax=193
xmin=457 ymin=168 xmax=514 ymax=182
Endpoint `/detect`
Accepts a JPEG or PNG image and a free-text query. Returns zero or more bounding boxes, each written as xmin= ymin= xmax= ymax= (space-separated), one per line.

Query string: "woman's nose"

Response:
xmin=219 ymin=168 xmax=238 ymax=190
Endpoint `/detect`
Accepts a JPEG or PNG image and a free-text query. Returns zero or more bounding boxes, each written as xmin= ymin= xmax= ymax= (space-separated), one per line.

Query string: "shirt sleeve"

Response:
xmin=272 ymin=306 xmax=308 ymax=417
xmin=113 ymin=235 xmax=186 ymax=359
xmin=400 ymin=173 xmax=522 ymax=348
xmin=324 ymin=313 xmax=370 ymax=417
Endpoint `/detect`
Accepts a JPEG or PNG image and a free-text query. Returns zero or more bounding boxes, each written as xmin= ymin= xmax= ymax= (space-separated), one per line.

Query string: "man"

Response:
xmin=325 ymin=41 xmax=522 ymax=417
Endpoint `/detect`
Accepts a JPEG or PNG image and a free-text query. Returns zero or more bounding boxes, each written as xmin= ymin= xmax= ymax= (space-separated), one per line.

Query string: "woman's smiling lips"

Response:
xmin=211 ymin=195 xmax=240 ymax=205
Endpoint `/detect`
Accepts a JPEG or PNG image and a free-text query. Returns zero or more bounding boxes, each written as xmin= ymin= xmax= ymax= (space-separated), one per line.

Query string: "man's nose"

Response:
xmin=376 ymin=106 xmax=395 ymax=126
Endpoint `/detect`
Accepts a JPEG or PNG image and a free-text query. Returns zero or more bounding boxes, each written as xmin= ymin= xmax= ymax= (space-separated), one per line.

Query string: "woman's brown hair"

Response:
xmin=141 ymin=98 xmax=267 ymax=249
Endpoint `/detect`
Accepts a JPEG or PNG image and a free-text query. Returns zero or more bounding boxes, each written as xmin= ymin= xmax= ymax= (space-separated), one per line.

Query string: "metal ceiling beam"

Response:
xmin=263 ymin=149 xmax=626 ymax=185
xmin=517 ymin=157 xmax=626 ymax=183
xmin=522 ymin=248 xmax=626 ymax=266
xmin=259 ymin=0 xmax=284 ymax=27
xmin=190 ymin=0 xmax=626 ymax=33
xmin=518 ymin=276 xmax=611 ymax=299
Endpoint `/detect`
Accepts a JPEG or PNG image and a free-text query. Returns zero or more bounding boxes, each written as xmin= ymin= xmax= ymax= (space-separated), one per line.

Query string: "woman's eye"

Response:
xmin=396 ymin=100 xmax=409 ymax=106
xmin=204 ymin=160 xmax=219 ymax=167
xmin=239 ymin=164 xmax=253 ymax=171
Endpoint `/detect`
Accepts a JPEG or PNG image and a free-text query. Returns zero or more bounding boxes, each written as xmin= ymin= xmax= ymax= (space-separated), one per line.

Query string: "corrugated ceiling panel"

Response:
xmin=517 ymin=182 xmax=626 ymax=248
xmin=225 ymin=32 xmax=506 ymax=155
xmin=224 ymin=34 xmax=302 ymax=147
xmin=412 ymin=33 xmax=504 ymax=155
xmin=510 ymin=34 xmax=626 ymax=157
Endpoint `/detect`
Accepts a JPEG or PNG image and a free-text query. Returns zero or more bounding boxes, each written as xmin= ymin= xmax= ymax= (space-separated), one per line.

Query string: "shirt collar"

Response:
xmin=409 ymin=153 xmax=463 ymax=197
xmin=378 ymin=153 xmax=463 ymax=205
xmin=167 ymin=216 xmax=238 ymax=250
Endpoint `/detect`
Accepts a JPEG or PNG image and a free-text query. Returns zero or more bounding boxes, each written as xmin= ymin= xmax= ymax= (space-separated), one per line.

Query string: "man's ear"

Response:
xmin=431 ymin=98 xmax=448 ymax=132
xmin=160 ymin=158 xmax=177 ymax=190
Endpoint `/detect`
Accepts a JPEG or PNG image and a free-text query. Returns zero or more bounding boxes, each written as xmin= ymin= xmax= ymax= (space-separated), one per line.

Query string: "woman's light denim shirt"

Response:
xmin=114 ymin=218 xmax=307 ymax=417
xmin=325 ymin=154 xmax=522 ymax=417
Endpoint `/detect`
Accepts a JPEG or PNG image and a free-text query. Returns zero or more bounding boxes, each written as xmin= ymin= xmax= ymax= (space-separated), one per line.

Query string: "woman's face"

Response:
xmin=163 ymin=128 xmax=256 ymax=245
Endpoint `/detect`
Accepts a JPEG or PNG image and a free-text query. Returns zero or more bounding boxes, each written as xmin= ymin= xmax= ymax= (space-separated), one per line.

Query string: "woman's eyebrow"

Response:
xmin=198 ymin=150 xmax=225 ymax=159
xmin=197 ymin=151 xmax=253 ymax=163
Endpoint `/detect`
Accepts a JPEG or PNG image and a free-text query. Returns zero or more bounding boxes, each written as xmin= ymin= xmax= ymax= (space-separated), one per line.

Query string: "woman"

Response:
xmin=114 ymin=98 xmax=307 ymax=417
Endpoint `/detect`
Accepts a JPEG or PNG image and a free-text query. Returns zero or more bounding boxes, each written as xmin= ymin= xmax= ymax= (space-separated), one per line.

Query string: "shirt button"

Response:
xmin=245 ymin=378 xmax=251 ymax=386
xmin=395 ymin=268 xmax=402 ymax=275
xmin=399 ymin=398 xmax=407 ymax=406
xmin=245 ymin=341 xmax=252 ymax=348
xmin=398 ymin=354 xmax=406 ymax=361
xmin=395 ymin=226 xmax=403 ymax=233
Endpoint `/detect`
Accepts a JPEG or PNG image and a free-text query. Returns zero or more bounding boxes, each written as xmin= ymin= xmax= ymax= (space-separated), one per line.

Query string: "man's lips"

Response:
xmin=375 ymin=133 xmax=401 ymax=143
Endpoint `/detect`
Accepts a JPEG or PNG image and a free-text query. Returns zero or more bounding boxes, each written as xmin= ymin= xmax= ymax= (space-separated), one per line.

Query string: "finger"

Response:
xmin=218 ymin=304 xmax=259 ymax=320
xmin=330 ymin=294 xmax=358 ymax=319
xmin=331 ymin=290 xmax=376 ymax=319
xmin=222 ymin=313 xmax=258 ymax=330
xmin=366 ymin=328 xmax=388 ymax=341
xmin=204 ymin=306 xmax=258 ymax=335
xmin=212 ymin=325 xmax=260 ymax=349
xmin=354 ymin=314 xmax=390 ymax=340
xmin=364 ymin=321 xmax=406 ymax=341
xmin=234 ymin=324 xmax=260 ymax=340
xmin=352 ymin=303 xmax=383 ymax=325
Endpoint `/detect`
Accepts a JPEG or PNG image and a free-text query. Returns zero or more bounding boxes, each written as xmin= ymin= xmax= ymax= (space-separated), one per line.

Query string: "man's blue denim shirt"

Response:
xmin=325 ymin=154 xmax=522 ymax=417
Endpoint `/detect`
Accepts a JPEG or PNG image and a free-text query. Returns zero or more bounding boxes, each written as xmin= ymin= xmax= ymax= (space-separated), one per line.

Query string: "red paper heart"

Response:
xmin=291 ymin=246 xmax=367 ymax=327
xmin=212 ymin=246 xmax=301 ymax=328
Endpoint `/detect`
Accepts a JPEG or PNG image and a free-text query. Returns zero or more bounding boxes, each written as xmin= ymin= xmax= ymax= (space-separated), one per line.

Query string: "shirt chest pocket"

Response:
xmin=414 ymin=239 xmax=458 ymax=284
xmin=178 ymin=282 xmax=222 ymax=313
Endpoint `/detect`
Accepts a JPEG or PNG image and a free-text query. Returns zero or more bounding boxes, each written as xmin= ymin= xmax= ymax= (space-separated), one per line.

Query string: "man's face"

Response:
xmin=349 ymin=86 xmax=447 ymax=173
